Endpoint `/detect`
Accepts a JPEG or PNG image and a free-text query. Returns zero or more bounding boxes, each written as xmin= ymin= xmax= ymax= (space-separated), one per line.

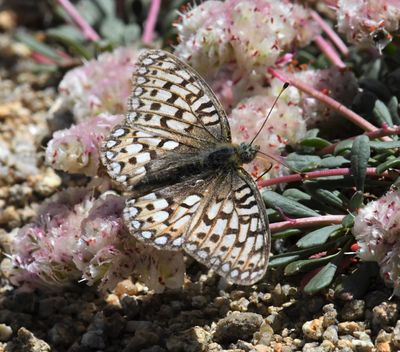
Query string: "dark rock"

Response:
xmin=214 ymin=312 xmax=263 ymax=344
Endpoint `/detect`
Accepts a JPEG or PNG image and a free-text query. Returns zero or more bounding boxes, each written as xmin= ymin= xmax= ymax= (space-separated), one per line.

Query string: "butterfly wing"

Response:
xmin=184 ymin=168 xmax=270 ymax=285
xmin=124 ymin=167 xmax=270 ymax=285
xmin=101 ymin=49 xmax=231 ymax=190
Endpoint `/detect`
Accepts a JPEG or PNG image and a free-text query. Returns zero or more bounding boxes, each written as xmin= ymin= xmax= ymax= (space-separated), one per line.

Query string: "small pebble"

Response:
xmin=341 ymin=300 xmax=365 ymax=321
xmin=302 ymin=317 xmax=324 ymax=341
xmin=338 ymin=321 xmax=364 ymax=334
xmin=0 ymin=324 xmax=12 ymax=342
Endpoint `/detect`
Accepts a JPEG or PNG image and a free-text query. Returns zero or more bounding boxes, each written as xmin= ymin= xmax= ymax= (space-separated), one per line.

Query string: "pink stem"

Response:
xmin=142 ymin=0 xmax=161 ymax=44
xmin=31 ymin=52 xmax=56 ymax=65
xmin=268 ymin=68 xmax=391 ymax=138
xmin=314 ymin=35 xmax=346 ymax=69
xmin=319 ymin=125 xmax=400 ymax=155
xmin=57 ymin=0 xmax=100 ymax=41
xmin=270 ymin=215 xmax=345 ymax=233
xmin=258 ymin=167 xmax=391 ymax=188
xmin=311 ymin=10 xmax=349 ymax=56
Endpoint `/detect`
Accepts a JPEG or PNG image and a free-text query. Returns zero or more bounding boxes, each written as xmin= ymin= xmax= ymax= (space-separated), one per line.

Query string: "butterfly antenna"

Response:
xmin=249 ymin=82 xmax=289 ymax=146
xmin=257 ymin=150 xmax=301 ymax=174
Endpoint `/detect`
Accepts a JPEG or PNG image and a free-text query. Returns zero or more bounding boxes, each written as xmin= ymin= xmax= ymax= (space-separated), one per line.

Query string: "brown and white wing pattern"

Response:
xmin=101 ymin=49 xmax=231 ymax=190
xmin=184 ymin=168 xmax=270 ymax=285
xmin=123 ymin=167 xmax=270 ymax=285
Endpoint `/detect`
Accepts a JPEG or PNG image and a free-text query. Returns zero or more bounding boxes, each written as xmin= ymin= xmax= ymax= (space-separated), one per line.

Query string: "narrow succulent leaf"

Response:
xmin=284 ymin=252 xmax=340 ymax=276
xmin=282 ymin=189 xmax=312 ymax=202
xmin=319 ymin=156 xmax=350 ymax=168
xmin=16 ymin=31 xmax=65 ymax=62
xmin=334 ymin=139 xmax=353 ymax=155
xmin=369 ymin=141 xmax=400 ymax=150
xmin=373 ymin=99 xmax=393 ymax=127
xmin=349 ymin=191 xmax=364 ymax=211
xmin=304 ymin=262 xmax=338 ymax=294
xmin=272 ymin=228 xmax=303 ymax=239
xmin=388 ymin=96 xmax=400 ymax=125
xmin=351 ymin=135 xmax=370 ymax=192
xmin=46 ymin=30 xmax=92 ymax=60
xmin=300 ymin=137 xmax=331 ymax=149
xmin=285 ymin=153 xmax=321 ymax=172
xmin=341 ymin=213 xmax=355 ymax=228
xmin=376 ymin=158 xmax=400 ymax=174
xmin=262 ymin=191 xmax=320 ymax=217
xmin=269 ymin=237 xmax=348 ymax=268
xmin=296 ymin=224 xmax=343 ymax=248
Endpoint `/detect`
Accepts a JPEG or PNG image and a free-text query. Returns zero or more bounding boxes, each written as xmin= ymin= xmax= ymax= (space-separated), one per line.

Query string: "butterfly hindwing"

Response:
xmin=123 ymin=172 xmax=217 ymax=250
xmin=184 ymin=168 xmax=270 ymax=285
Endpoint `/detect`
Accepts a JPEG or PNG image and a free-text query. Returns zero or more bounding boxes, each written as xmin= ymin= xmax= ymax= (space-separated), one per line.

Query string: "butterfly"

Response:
xmin=101 ymin=49 xmax=270 ymax=285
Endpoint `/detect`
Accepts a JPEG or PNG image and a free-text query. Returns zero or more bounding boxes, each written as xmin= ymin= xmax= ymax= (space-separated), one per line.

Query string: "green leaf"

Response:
xmin=282 ymin=189 xmax=311 ymax=202
xmin=46 ymin=28 xmax=92 ymax=60
xmin=285 ymin=153 xmax=321 ymax=172
xmin=369 ymin=141 xmax=400 ymax=150
xmin=269 ymin=237 xmax=348 ymax=268
xmin=262 ymin=191 xmax=320 ymax=217
xmin=349 ymin=191 xmax=364 ymax=211
xmin=304 ymin=129 xmax=320 ymax=138
xmin=304 ymin=262 xmax=338 ymax=294
xmin=296 ymin=225 xmax=343 ymax=248
xmin=342 ymin=213 xmax=355 ymax=228
xmin=300 ymin=137 xmax=331 ymax=149
xmin=122 ymin=24 xmax=141 ymax=44
xmin=376 ymin=157 xmax=400 ymax=174
xmin=272 ymin=228 xmax=302 ymax=239
xmin=100 ymin=17 xmax=126 ymax=43
xmin=284 ymin=252 xmax=339 ymax=276
xmin=373 ymin=99 xmax=393 ymax=127
xmin=269 ymin=254 xmax=302 ymax=267
xmin=388 ymin=96 xmax=400 ymax=125
xmin=319 ymin=156 xmax=350 ymax=168
xmin=304 ymin=184 xmax=346 ymax=211
xmin=334 ymin=139 xmax=353 ymax=155
xmin=47 ymin=25 xmax=85 ymax=42
xmin=351 ymin=135 xmax=370 ymax=192
xmin=15 ymin=31 xmax=64 ymax=63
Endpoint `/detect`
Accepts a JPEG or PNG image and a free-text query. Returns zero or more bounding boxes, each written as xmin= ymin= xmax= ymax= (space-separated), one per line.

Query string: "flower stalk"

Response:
xmin=57 ymin=0 xmax=100 ymax=41
xmin=270 ymin=215 xmax=345 ymax=233
xmin=142 ymin=0 xmax=161 ymax=43
xmin=258 ymin=167 xmax=392 ymax=188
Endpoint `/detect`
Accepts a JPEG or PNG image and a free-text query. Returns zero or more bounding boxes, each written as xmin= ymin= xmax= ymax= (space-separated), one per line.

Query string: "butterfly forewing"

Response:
xmin=101 ymin=50 xmax=231 ymax=190
xmin=101 ymin=49 xmax=271 ymax=285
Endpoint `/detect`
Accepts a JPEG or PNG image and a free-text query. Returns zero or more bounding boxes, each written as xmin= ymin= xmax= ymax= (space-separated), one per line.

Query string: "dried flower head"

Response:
xmin=336 ymin=0 xmax=400 ymax=50
xmin=46 ymin=113 xmax=124 ymax=176
xmin=58 ymin=47 xmax=138 ymax=122
xmin=353 ymin=190 xmax=400 ymax=296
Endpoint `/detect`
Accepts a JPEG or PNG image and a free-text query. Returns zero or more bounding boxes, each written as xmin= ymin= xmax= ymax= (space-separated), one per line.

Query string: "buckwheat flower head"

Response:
xmin=268 ymin=67 xmax=358 ymax=132
xmin=336 ymin=0 xmax=400 ymax=50
xmin=58 ymin=47 xmax=137 ymax=122
xmin=229 ymin=94 xmax=306 ymax=176
xmin=4 ymin=188 xmax=185 ymax=292
xmin=353 ymin=190 xmax=400 ymax=296
xmin=175 ymin=0 xmax=320 ymax=76
xmin=45 ymin=113 xmax=124 ymax=176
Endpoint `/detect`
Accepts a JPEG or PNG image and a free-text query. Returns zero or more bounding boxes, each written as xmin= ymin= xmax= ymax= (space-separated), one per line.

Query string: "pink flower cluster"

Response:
xmin=175 ymin=0 xmax=320 ymax=76
xmin=58 ymin=47 xmax=137 ymax=122
xmin=3 ymin=188 xmax=185 ymax=292
xmin=46 ymin=113 xmax=124 ymax=176
xmin=336 ymin=0 xmax=400 ymax=50
xmin=353 ymin=190 xmax=400 ymax=296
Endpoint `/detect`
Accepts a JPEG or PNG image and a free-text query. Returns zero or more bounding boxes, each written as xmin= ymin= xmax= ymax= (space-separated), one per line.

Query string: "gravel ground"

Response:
xmin=1 ymin=8 xmax=400 ymax=352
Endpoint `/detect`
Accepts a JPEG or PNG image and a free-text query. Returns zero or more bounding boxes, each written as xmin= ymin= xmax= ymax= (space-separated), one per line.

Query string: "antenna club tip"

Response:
xmin=283 ymin=82 xmax=289 ymax=89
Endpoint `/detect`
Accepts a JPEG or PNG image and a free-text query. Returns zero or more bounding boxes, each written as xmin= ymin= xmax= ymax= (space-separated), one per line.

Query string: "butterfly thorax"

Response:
xmin=206 ymin=142 xmax=259 ymax=168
